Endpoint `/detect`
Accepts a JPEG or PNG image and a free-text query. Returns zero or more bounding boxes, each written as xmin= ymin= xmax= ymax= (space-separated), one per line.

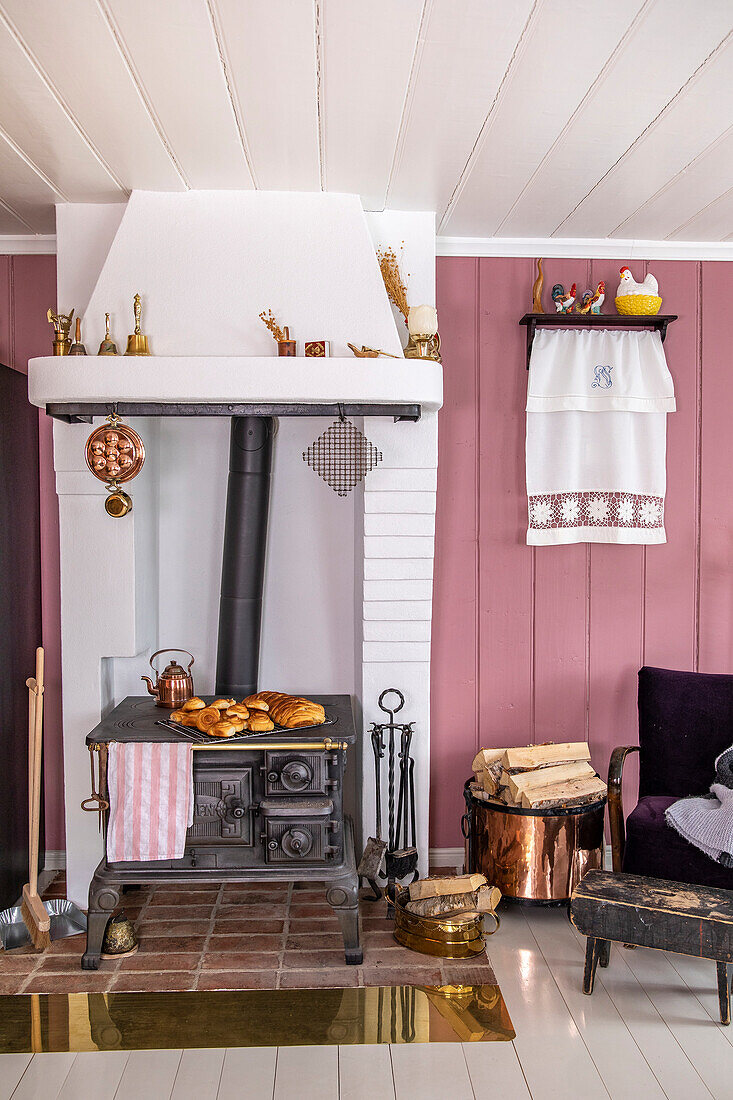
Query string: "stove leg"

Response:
xmin=82 ymin=874 xmax=120 ymax=971
xmin=327 ymin=817 xmax=362 ymax=965
xmin=327 ymin=878 xmax=361 ymax=965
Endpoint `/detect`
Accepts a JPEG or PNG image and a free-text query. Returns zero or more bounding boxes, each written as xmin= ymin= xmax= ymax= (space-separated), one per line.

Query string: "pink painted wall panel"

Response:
xmin=431 ymin=256 xmax=731 ymax=849
xmin=1 ymin=254 xmax=64 ymax=851
xmin=431 ymin=257 xmax=479 ymax=837
xmin=699 ymin=263 xmax=733 ymax=671
xmin=532 ymin=259 xmax=591 ymax=746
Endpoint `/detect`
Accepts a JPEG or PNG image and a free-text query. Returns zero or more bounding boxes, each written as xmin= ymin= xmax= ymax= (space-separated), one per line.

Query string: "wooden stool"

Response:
xmin=570 ymin=869 xmax=733 ymax=1025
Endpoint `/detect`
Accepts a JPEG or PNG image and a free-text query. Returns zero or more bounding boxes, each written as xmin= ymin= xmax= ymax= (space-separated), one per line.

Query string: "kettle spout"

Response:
xmin=141 ymin=675 xmax=158 ymax=698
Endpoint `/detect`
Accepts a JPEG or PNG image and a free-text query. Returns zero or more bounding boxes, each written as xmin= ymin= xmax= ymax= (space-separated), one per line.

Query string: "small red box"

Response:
xmin=305 ymin=340 xmax=329 ymax=357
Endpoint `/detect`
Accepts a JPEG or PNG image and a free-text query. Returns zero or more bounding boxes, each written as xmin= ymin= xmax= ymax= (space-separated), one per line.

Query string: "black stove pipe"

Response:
xmin=215 ymin=416 xmax=274 ymax=698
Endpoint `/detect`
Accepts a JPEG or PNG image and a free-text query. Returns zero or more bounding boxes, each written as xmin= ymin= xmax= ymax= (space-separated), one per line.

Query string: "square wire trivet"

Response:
xmin=302 ymin=418 xmax=382 ymax=496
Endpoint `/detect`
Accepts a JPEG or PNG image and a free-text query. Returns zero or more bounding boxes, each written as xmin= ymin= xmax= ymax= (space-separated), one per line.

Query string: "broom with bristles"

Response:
xmin=21 ymin=647 xmax=50 ymax=951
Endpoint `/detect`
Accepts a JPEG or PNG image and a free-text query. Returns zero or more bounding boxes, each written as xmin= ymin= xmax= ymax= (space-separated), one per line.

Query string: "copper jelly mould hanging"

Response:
xmin=85 ymin=414 xmax=145 ymax=517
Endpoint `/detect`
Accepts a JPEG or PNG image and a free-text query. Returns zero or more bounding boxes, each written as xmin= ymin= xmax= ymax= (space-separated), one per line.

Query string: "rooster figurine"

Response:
xmin=552 ymin=283 xmax=576 ymax=314
xmin=615 ymin=267 xmax=662 ymax=315
xmin=589 ymin=281 xmax=605 ymax=314
xmin=576 ymin=290 xmax=593 ymax=315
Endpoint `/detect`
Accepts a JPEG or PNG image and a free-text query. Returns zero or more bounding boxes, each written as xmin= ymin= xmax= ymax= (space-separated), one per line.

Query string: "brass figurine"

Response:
xmin=532 ymin=258 xmax=544 ymax=313
xmin=47 ymin=307 xmax=75 ymax=355
xmin=98 ymin=313 xmax=118 ymax=355
xmin=125 ymin=293 xmax=150 ymax=355
xmin=347 ymin=343 xmax=399 ymax=359
xmin=69 ymin=317 xmax=87 ymax=355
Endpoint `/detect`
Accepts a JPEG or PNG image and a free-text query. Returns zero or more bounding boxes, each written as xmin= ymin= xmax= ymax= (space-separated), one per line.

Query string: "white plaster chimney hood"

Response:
xmin=28 ymin=191 xmax=442 ymax=417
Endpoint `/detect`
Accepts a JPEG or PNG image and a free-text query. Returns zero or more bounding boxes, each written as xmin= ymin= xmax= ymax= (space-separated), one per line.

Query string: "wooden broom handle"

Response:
xmin=26 ymin=648 xmax=44 ymax=898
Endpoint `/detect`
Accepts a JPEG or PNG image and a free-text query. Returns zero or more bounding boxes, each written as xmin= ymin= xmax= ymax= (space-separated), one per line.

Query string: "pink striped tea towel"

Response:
xmin=106 ymin=741 xmax=194 ymax=863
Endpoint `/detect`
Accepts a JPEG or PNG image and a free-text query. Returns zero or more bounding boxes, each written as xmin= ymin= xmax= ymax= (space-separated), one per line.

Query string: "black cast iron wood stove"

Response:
xmin=82 ymin=416 xmax=362 ymax=969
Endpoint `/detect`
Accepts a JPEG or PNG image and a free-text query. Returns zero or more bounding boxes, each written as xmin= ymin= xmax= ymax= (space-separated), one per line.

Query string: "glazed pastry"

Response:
xmin=228 ymin=719 xmax=246 ymax=733
xmin=182 ymin=697 xmax=206 ymax=711
xmin=195 ymin=706 xmax=222 ymax=733
xmin=246 ymin=709 xmax=275 ymax=732
xmin=169 ymin=710 xmax=186 ymax=723
xmin=212 ymin=698 xmax=236 ymax=710
xmin=242 ymin=694 xmax=270 ymax=711
xmin=225 ymin=704 xmax=249 ymax=720
xmin=180 ymin=713 xmax=200 ymax=728
xmin=208 ymin=720 xmax=236 ymax=738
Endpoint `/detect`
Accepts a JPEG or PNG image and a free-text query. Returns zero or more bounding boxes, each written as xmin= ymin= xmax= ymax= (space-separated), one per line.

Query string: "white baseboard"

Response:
xmin=429 ymin=847 xmax=464 ymax=869
xmin=44 ymin=850 xmax=66 ymax=871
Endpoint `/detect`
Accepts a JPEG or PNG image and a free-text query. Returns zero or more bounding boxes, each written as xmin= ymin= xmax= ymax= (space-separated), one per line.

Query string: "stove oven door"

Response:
xmin=183 ymin=764 xmax=255 ymax=867
xmin=259 ymin=798 xmax=340 ymax=865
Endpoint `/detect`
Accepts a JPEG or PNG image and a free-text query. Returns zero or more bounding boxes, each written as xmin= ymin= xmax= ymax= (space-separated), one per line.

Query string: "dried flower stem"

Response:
xmin=259 ymin=309 xmax=287 ymax=343
xmin=376 ymin=245 xmax=410 ymax=324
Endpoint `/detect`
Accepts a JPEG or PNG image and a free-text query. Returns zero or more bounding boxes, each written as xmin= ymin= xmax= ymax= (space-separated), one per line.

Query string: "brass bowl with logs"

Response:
xmin=393 ymin=887 xmax=496 ymax=958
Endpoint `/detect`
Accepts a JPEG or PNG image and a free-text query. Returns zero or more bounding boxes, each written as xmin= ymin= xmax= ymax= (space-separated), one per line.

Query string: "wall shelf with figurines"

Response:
xmin=519 ymin=260 xmax=677 ymax=369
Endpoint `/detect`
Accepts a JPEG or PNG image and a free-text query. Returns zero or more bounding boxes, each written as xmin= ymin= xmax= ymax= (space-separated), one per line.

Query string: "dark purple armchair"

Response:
xmin=609 ymin=666 xmax=733 ymax=888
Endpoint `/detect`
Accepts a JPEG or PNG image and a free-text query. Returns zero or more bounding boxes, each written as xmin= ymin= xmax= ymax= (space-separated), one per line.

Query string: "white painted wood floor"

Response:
xmin=3 ymin=904 xmax=733 ymax=1099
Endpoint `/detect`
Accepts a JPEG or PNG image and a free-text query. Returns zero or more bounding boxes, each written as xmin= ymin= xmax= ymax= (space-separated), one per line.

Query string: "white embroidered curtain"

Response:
xmin=526 ymin=328 xmax=675 ymax=546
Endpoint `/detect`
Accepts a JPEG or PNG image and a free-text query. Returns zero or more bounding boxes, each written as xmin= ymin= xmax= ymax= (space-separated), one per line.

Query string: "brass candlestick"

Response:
xmin=125 ymin=294 xmax=150 ymax=355
xmin=69 ymin=317 xmax=87 ymax=355
xmin=47 ymin=308 xmax=74 ymax=356
xmin=98 ymin=313 xmax=118 ymax=355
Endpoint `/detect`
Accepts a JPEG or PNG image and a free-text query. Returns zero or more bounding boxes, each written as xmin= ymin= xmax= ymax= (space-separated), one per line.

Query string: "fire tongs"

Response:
xmin=360 ymin=688 xmax=418 ymax=915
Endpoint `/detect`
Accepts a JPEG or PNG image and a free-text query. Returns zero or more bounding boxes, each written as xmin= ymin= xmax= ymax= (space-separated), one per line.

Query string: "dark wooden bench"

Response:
xmin=570 ymin=869 xmax=733 ymax=1025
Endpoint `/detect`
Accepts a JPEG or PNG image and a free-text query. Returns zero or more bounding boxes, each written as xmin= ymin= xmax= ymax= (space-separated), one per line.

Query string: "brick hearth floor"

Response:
xmin=0 ymin=872 xmax=497 ymax=994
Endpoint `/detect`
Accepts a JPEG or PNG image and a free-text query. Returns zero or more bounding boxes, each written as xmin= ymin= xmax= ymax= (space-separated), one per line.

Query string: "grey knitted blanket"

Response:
xmin=666 ymin=746 xmax=733 ymax=868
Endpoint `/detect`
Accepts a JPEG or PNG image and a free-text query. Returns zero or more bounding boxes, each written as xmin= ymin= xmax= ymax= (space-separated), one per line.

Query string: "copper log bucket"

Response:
xmin=462 ymin=780 xmax=606 ymax=904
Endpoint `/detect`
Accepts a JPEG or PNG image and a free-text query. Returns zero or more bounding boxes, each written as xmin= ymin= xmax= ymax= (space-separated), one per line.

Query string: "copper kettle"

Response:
xmin=141 ymin=649 xmax=195 ymax=708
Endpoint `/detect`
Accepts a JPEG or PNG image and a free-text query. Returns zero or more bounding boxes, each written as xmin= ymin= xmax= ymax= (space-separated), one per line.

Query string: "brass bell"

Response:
xmin=125 ymin=293 xmax=150 ymax=355
xmin=105 ymin=490 xmax=132 ymax=518
xmin=101 ymin=910 xmax=138 ymax=959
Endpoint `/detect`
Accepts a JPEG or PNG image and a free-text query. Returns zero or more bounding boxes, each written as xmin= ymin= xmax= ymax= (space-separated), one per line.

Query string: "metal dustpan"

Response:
xmin=0 ymin=899 xmax=86 ymax=952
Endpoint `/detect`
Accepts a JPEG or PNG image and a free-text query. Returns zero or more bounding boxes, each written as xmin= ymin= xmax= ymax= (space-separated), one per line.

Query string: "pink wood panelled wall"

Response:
xmin=431 ymin=256 xmax=733 ymax=849
xmin=0 ymin=254 xmax=64 ymax=851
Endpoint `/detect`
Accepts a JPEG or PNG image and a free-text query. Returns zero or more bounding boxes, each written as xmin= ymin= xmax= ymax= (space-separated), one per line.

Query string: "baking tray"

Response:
xmin=156 ymin=712 xmax=337 ymax=744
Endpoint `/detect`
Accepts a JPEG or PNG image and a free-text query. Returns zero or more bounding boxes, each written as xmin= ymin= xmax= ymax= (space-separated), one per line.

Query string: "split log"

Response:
xmin=405 ymin=884 xmax=501 ymax=919
xmin=409 ymin=873 xmax=486 ymax=902
xmin=521 ymin=774 xmax=607 ymax=809
xmin=502 ymin=742 xmax=590 ymax=772
xmin=471 ymin=748 xmax=505 ymax=773
xmin=506 ymin=760 xmax=594 ymax=802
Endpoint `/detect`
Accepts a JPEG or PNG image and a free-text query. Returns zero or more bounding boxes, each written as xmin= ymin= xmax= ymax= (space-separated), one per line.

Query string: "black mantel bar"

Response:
xmin=45 ymin=401 xmax=422 ymax=424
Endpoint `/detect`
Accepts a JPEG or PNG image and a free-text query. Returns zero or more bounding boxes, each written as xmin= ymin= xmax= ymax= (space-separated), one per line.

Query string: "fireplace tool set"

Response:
xmin=358 ymin=688 xmax=418 ymax=914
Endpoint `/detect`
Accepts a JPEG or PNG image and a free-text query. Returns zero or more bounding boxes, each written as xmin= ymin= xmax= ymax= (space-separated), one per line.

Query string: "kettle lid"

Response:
xmin=162 ymin=660 xmax=188 ymax=679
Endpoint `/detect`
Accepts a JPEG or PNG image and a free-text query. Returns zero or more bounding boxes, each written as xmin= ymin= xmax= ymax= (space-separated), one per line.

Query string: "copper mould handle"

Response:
xmin=607 ymin=746 xmax=640 ymax=873
xmin=150 ymin=648 xmax=195 ymax=673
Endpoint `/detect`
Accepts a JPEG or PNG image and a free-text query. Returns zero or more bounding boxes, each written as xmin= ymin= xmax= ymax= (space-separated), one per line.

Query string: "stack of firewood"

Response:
xmin=471 ymin=742 xmax=607 ymax=810
xmin=405 ymin=873 xmax=501 ymax=919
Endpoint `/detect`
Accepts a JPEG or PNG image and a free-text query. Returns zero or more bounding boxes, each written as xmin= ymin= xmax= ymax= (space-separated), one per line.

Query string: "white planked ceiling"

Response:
xmin=0 ymin=0 xmax=730 ymax=242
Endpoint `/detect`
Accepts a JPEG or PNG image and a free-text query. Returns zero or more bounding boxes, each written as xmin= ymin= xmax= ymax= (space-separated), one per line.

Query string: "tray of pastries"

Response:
xmin=156 ymin=692 xmax=333 ymax=742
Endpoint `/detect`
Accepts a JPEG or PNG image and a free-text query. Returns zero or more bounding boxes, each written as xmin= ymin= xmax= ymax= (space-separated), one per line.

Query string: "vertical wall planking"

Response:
xmin=531 ymin=259 xmax=591 ymax=744
xmin=430 ymin=257 xmax=479 ymax=844
xmin=0 ymin=257 xmax=11 ymax=366
xmin=642 ymin=260 xmax=699 ymax=671
xmin=698 ymin=262 xmax=733 ymax=672
xmin=477 ymin=257 xmax=534 ymax=745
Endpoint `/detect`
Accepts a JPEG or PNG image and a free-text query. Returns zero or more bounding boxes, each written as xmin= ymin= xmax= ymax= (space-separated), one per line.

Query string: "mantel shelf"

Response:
xmin=519 ymin=312 xmax=678 ymax=369
xmin=28 ymin=354 xmax=443 ymax=421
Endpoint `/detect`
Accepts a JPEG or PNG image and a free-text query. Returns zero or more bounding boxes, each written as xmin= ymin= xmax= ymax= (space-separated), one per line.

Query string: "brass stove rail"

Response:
xmin=87 ymin=739 xmax=348 ymax=752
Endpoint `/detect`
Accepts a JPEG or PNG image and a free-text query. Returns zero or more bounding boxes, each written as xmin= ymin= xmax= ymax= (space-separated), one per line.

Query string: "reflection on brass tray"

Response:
xmin=0 ymin=985 xmax=514 ymax=1052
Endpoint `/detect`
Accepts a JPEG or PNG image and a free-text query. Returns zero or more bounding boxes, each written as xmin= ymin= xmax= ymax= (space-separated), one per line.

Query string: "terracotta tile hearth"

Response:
xmin=0 ymin=873 xmax=497 ymax=994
